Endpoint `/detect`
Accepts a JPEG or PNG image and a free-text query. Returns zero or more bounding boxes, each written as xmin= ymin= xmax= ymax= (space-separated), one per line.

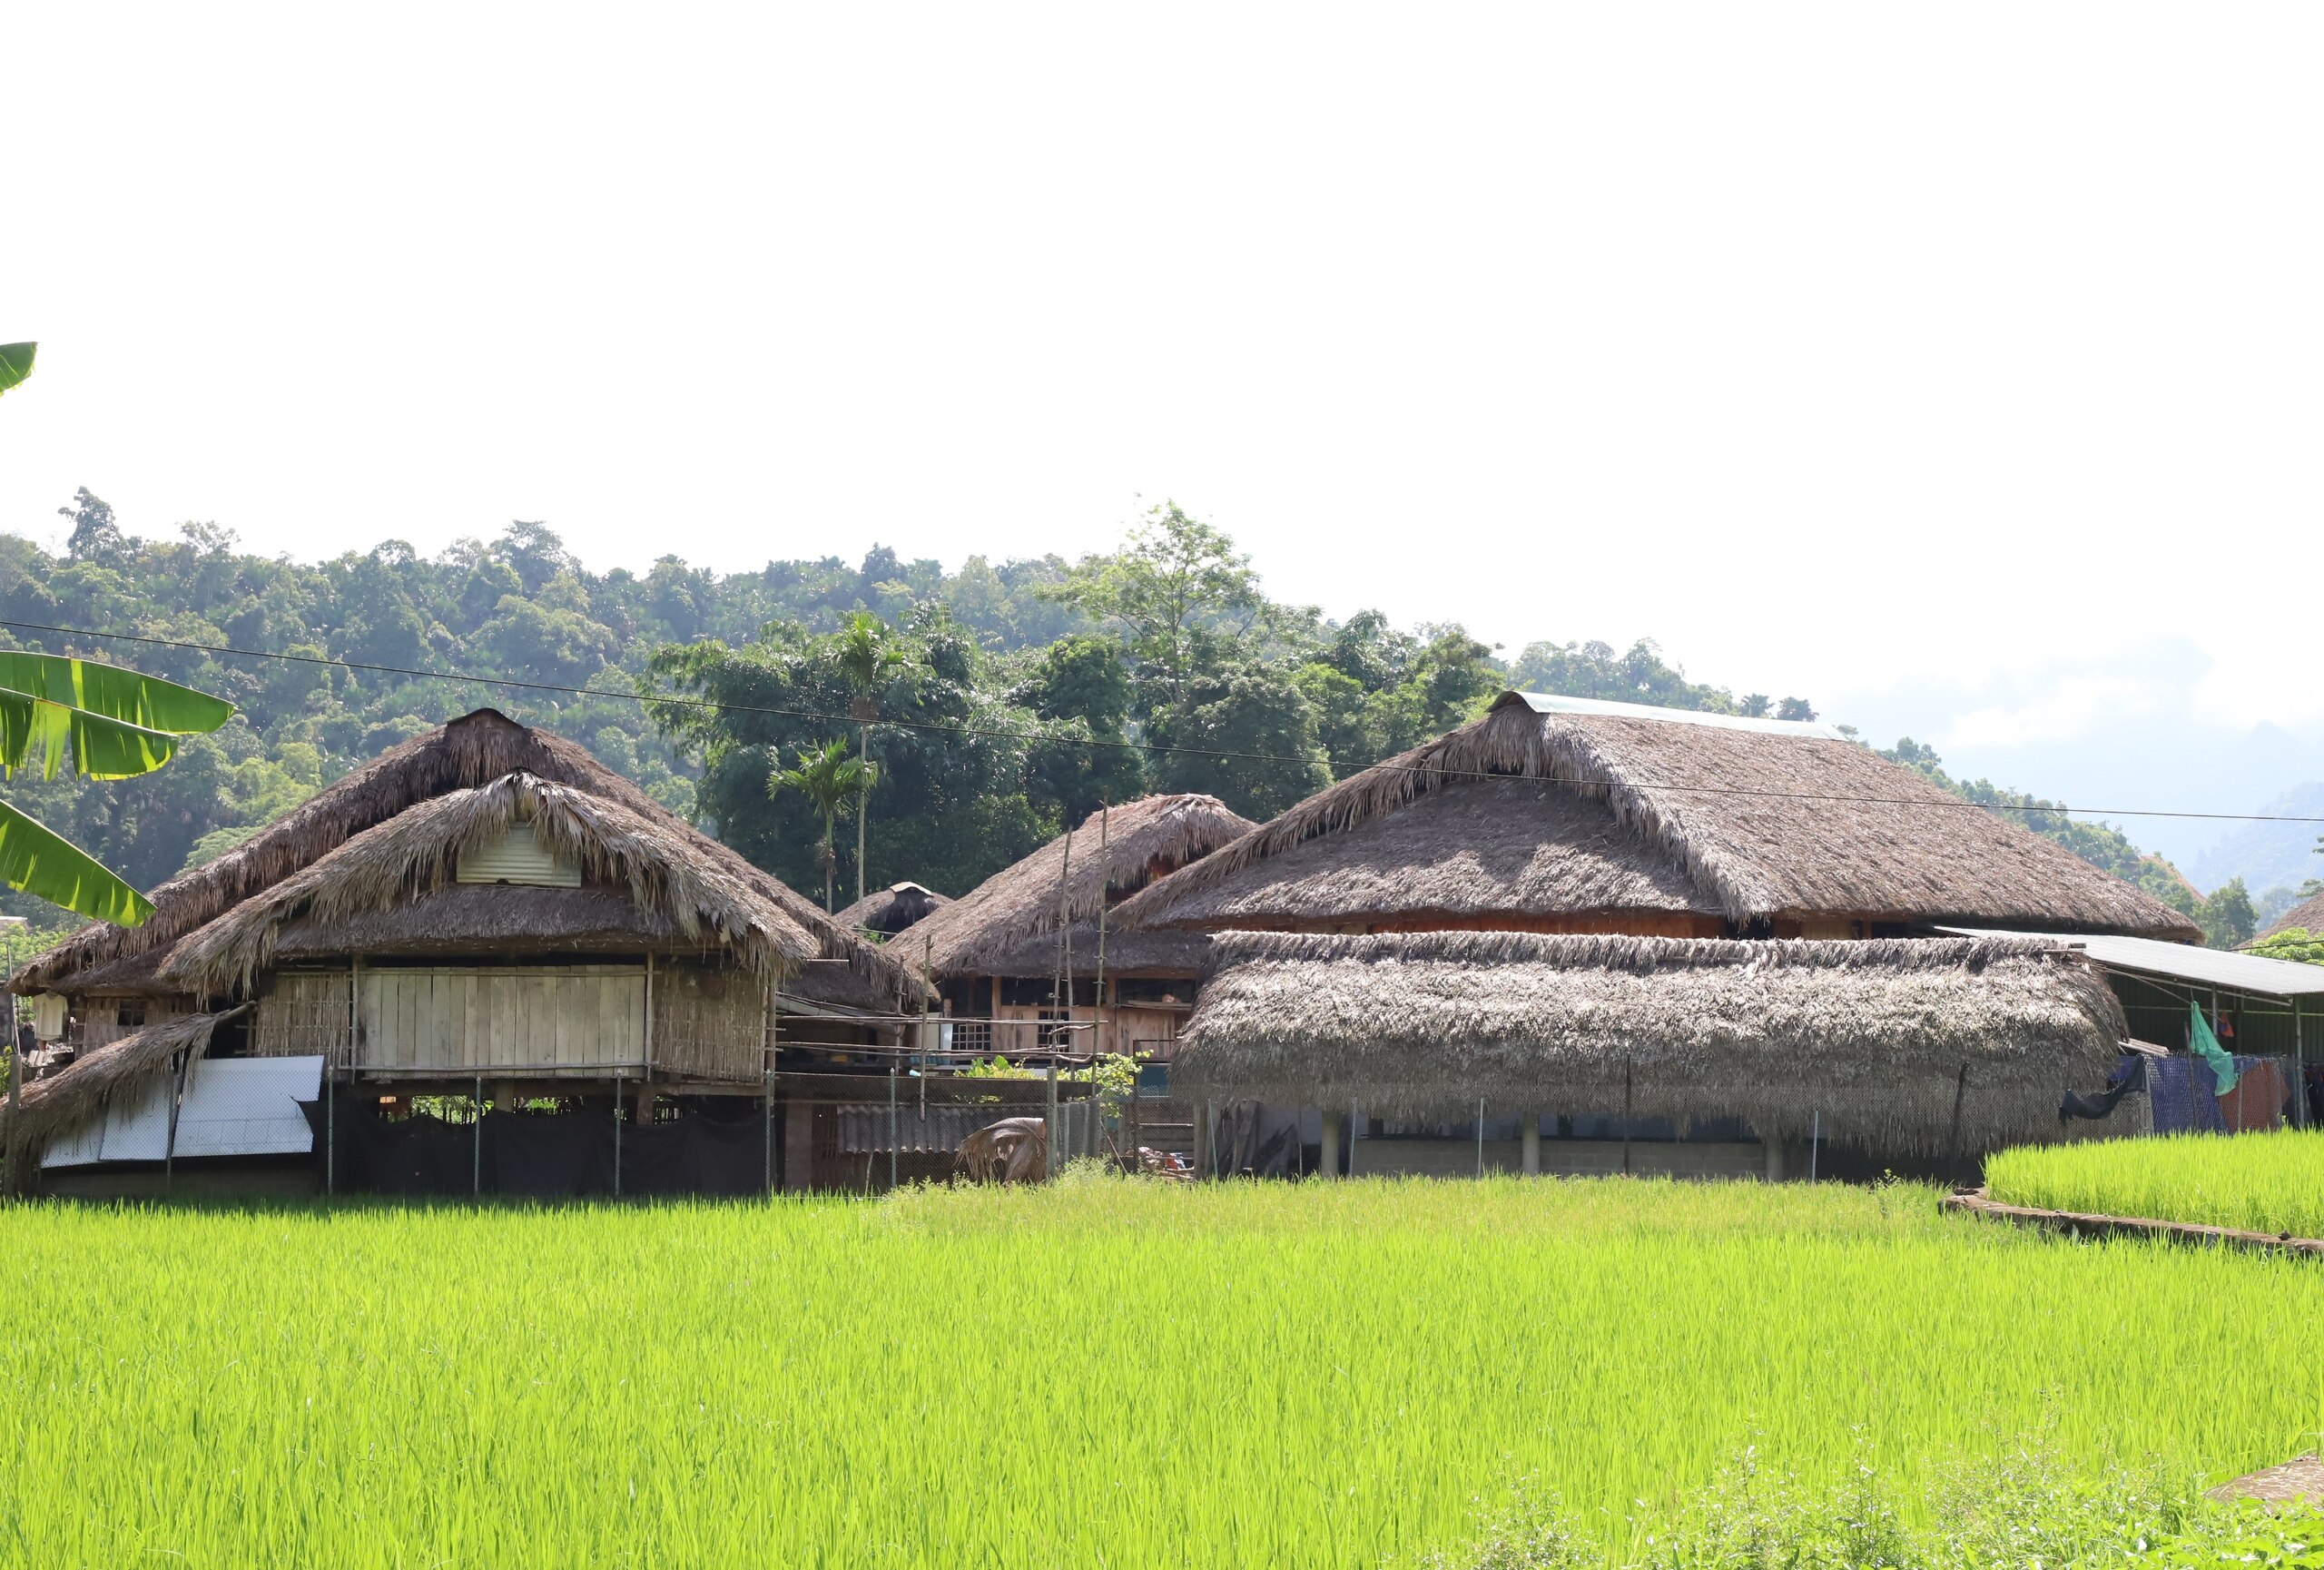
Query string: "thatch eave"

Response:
xmin=1176 ymin=931 xmax=2128 ymax=1154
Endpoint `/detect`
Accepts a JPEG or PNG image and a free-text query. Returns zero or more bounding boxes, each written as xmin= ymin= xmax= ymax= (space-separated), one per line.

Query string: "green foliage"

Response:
xmin=2248 ymin=928 xmax=2324 ymax=966
xmin=2201 ymin=875 xmax=2259 ymax=949
xmin=1510 ymin=637 xmax=1810 ymax=721
xmin=0 ymin=342 xmax=33 ymax=397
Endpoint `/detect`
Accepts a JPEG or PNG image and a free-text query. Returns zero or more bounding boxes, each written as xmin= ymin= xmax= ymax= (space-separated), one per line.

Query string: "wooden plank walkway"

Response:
xmin=1941 ymin=1187 xmax=2324 ymax=1258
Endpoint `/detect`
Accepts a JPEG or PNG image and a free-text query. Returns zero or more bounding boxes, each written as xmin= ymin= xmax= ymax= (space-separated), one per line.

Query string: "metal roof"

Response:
xmin=1506 ymin=691 xmax=1848 ymax=740
xmin=1935 ymin=927 xmax=2324 ymax=999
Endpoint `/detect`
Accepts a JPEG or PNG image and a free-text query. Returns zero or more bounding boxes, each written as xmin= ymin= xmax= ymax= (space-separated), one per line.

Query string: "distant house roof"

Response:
xmin=2251 ymin=891 xmax=2324 ymax=946
xmin=833 ymin=881 xmax=951 ymax=939
xmin=911 ymin=795 xmax=1256 ymax=978
xmin=1117 ymin=692 xmax=2201 ymax=941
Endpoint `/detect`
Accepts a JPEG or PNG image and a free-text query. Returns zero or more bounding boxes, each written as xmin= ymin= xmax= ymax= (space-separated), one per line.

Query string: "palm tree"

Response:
xmin=832 ymin=612 xmax=909 ymax=910
xmin=770 ymin=737 xmax=878 ymax=913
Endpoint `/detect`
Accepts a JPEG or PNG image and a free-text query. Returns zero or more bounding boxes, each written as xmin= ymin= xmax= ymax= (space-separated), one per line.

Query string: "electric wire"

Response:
xmin=5 ymin=616 xmax=2322 ymax=827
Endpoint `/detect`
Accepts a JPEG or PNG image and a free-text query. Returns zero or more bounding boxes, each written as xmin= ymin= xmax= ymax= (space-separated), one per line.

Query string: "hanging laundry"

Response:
xmin=2189 ymin=1001 xmax=2239 ymax=1094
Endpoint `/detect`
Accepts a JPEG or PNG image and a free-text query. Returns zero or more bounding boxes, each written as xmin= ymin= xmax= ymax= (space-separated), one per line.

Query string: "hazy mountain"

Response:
xmin=2190 ymin=780 xmax=2324 ymax=899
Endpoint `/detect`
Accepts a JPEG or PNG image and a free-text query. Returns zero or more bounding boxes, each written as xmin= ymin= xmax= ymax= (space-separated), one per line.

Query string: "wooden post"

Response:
xmin=2295 ymin=1002 xmax=2307 ymax=1131
xmin=473 ymin=1072 xmax=483 ymax=1196
xmin=1521 ymin=1113 xmax=1541 ymax=1177
xmin=763 ymin=979 xmax=775 ymax=1194
xmin=1475 ymin=1096 xmax=1486 ymax=1178
xmin=1947 ymin=1061 xmax=1970 ymax=1165
xmin=1096 ymin=802 xmax=1109 ymax=1150
xmin=783 ymin=1094 xmax=815 ymax=1192
xmin=1621 ymin=1057 xmax=1633 ymax=1177
xmin=888 ymin=1062 xmax=899 ymax=1191
xmin=613 ymin=1072 xmax=623 ymax=1200
xmin=1762 ymin=1135 xmax=1785 ymax=1182
xmin=1319 ymin=1107 xmax=1341 ymax=1180
xmin=1045 ymin=1053 xmax=1059 ymax=1176
xmin=643 ymin=952 xmax=655 ymax=1080
xmin=1345 ymin=1103 xmax=1359 ymax=1180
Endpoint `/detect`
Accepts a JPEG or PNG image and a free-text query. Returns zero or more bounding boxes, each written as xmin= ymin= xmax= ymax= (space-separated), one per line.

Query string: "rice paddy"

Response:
xmin=2 ymin=1176 xmax=2319 ymax=1568
xmin=1987 ymin=1128 xmax=2324 ymax=1239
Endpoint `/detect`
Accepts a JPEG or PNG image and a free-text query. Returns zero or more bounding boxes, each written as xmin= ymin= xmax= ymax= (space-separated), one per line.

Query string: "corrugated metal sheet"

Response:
xmin=172 ymin=1056 xmax=323 ymax=1158
xmin=43 ymin=1055 xmax=326 ymax=1169
xmin=97 ymin=1073 xmax=173 ymax=1162
xmin=837 ymin=1101 xmax=1088 ymax=1154
xmin=1936 ymin=927 xmax=2324 ymax=999
xmin=1510 ymin=690 xmax=1847 ymax=740
xmin=455 ymin=822 xmax=580 ymax=887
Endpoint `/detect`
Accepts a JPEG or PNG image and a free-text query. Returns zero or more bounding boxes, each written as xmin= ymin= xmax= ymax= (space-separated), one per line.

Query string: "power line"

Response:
xmin=5 ymin=615 xmax=2323 ymax=828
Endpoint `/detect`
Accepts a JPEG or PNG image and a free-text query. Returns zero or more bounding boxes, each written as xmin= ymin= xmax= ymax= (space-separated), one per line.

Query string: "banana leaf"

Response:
xmin=0 ymin=650 xmax=236 ymax=735
xmin=0 ymin=798 xmax=153 ymax=925
xmin=0 ymin=691 xmax=182 ymax=780
xmin=0 ymin=342 xmax=32 ymax=397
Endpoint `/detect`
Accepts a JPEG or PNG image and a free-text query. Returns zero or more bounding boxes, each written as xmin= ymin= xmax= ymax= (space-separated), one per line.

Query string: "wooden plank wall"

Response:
xmin=76 ymin=996 xmax=190 ymax=1054
xmin=357 ymin=966 xmax=645 ymax=1072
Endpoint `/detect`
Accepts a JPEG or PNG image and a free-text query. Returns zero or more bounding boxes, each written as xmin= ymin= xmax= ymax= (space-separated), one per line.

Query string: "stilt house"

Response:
xmin=910 ymin=794 xmax=1256 ymax=1064
xmin=1116 ymin=693 xmax=2192 ymax=1177
xmin=5 ymin=709 xmax=926 ymax=1195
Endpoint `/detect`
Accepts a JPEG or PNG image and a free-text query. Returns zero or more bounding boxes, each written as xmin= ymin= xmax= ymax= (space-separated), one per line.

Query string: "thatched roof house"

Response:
xmin=14 ymin=708 xmax=918 ymax=1012
xmin=907 ymin=794 xmax=1256 ymax=1063
xmin=5 ymin=710 xmax=928 ymax=1190
xmin=1179 ymin=932 xmax=2126 ymax=1155
xmin=2251 ymin=890 xmax=2324 ymax=946
xmin=835 ymin=881 xmax=951 ymax=939
xmin=912 ymin=794 xmax=1256 ymax=981
xmin=1118 ymin=693 xmax=2199 ymax=942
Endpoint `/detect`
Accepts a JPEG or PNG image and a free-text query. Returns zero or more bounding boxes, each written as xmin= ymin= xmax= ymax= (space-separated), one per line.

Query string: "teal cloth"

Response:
xmin=2189 ymin=1000 xmax=2239 ymax=1095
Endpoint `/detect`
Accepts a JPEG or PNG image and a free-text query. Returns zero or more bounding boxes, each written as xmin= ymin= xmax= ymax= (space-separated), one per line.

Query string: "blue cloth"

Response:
xmin=2148 ymin=1053 xmax=2276 ymax=1135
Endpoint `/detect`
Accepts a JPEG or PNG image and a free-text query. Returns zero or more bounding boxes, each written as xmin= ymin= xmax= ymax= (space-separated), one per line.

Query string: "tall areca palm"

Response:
xmin=770 ymin=737 xmax=878 ymax=913
xmin=832 ymin=611 xmax=909 ymax=910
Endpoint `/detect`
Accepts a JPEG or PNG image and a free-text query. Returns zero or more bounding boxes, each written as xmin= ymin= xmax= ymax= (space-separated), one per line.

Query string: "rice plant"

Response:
xmin=1988 ymin=1129 xmax=2324 ymax=1239
xmin=0 ymin=1178 xmax=2316 ymax=1568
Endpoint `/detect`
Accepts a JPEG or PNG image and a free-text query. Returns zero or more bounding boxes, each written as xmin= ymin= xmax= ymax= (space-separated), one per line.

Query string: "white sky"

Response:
xmin=4 ymin=4 xmax=2320 ymax=872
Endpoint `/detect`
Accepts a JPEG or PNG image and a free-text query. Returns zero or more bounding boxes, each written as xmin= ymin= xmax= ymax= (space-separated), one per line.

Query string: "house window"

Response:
xmin=455 ymin=821 xmax=581 ymax=888
xmin=949 ymin=1020 xmax=992 ymax=1055
xmin=115 ymin=1002 xmax=146 ymax=1030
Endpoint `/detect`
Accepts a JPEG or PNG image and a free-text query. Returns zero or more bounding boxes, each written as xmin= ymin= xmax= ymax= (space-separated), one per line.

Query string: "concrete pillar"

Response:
xmin=634 ymin=1081 xmax=655 ymax=1128
xmin=1762 ymin=1137 xmax=1786 ymax=1182
xmin=494 ymin=1081 xmax=516 ymax=1113
xmin=1319 ymin=1108 xmax=1342 ymax=1179
xmin=1521 ymin=1114 xmax=1541 ymax=1176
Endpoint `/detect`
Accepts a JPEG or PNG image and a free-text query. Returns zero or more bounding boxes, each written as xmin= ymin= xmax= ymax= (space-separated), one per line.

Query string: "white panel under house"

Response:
xmin=5 ymin=710 xmax=928 ymax=1198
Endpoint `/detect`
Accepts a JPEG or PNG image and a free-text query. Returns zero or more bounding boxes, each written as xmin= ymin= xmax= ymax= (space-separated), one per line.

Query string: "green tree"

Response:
xmin=1047 ymin=502 xmax=1260 ymax=716
xmin=1150 ymin=664 xmax=1331 ymax=819
xmin=770 ymin=737 xmax=876 ymax=913
xmin=2200 ymin=876 xmax=2257 ymax=950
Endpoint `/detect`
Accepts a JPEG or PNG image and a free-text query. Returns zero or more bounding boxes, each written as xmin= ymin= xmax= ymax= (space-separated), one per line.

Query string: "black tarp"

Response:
xmin=1214 ymin=1101 xmax=1305 ymax=1178
xmin=300 ymin=1091 xmax=770 ymax=1198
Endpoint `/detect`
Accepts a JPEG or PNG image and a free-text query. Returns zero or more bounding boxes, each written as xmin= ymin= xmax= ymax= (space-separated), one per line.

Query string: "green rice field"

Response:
xmin=3 ymin=1176 xmax=2320 ymax=1568
xmin=1988 ymin=1129 xmax=2324 ymax=1239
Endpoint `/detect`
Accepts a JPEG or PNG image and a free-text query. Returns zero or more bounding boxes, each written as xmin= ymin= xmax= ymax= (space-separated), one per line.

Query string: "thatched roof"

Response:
xmin=0 ymin=1010 xmax=233 ymax=1170
xmin=2252 ymin=891 xmax=2324 ymax=945
xmin=158 ymin=773 xmax=823 ymax=999
xmin=835 ymin=881 xmax=951 ymax=938
xmin=11 ymin=709 xmax=922 ymax=1012
xmin=1118 ymin=693 xmax=2200 ymax=941
xmin=1176 ymin=932 xmax=2127 ymax=1153
xmin=913 ymin=795 xmax=1256 ymax=978
xmin=955 ymin=922 xmax=1216 ymax=980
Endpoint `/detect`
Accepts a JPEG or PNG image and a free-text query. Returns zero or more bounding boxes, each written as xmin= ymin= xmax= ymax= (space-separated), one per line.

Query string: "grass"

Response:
xmin=1987 ymin=1129 xmax=2324 ymax=1239
xmin=2 ymin=1176 xmax=2320 ymax=1567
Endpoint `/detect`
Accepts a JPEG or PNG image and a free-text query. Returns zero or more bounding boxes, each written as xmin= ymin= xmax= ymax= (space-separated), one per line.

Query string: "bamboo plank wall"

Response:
xmin=253 ymin=962 xmax=767 ymax=1080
